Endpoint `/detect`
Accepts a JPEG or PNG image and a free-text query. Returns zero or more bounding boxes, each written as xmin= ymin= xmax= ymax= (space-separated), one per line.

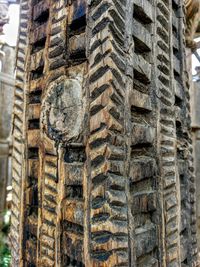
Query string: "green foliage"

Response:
xmin=0 ymin=236 xmax=11 ymax=267
xmin=0 ymin=211 xmax=11 ymax=267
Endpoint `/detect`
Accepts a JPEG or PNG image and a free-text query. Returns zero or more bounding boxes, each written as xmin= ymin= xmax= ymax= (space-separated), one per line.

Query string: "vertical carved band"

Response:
xmin=86 ymin=0 xmax=130 ymax=265
xmin=157 ymin=0 xmax=181 ymax=265
xmin=11 ymin=0 xmax=30 ymax=265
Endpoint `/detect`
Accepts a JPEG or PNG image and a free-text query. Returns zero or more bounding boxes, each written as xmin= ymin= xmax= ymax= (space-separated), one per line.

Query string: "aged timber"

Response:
xmin=10 ymin=0 xmax=199 ymax=267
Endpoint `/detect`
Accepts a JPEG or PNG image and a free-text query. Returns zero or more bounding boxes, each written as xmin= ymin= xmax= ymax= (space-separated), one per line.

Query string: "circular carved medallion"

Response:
xmin=41 ymin=79 xmax=83 ymax=142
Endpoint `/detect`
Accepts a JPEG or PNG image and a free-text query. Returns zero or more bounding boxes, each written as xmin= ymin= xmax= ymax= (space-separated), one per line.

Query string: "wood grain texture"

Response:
xmin=10 ymin=0 xmax=30 ymax=265
xmin=10 ymin=1 xmax=199 ymax=266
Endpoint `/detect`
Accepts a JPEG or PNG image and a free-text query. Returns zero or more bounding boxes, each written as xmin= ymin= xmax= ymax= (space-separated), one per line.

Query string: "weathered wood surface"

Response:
xmin=10 ymin=0 xmax=198 ymax=266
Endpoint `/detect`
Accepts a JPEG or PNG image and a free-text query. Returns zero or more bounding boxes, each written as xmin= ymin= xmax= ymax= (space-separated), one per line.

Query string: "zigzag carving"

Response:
xmin=177 ymin=1 xmax=198 ymax=264
xmin=10 ymin=1 xmax=199 ymax=266
xmin=87 ymin=0 xmax=130 ymax=266
xmin=157 ymin=0 xmax=180 ymax=265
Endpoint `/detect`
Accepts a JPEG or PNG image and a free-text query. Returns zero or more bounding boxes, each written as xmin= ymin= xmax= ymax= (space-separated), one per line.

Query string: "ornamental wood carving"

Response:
xmin=185 ymin=0 xmax=200 ymax=49
xmin=10 ymin=1 xmax=199 ymax=266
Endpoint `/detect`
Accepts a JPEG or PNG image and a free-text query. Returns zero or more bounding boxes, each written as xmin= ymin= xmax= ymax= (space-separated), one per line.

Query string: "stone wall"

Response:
xmin=10 ymin=0 xmax=199 ymax=266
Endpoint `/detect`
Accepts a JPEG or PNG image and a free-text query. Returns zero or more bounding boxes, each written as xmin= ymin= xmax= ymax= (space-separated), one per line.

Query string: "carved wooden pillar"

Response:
xmin=185 ymin=0 xmax=200 ymax=258
xmin=11 ymin=1 xmax=199 ymax=266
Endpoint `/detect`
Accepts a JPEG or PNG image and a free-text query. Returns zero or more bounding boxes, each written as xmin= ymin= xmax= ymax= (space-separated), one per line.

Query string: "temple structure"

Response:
xmin=0 ymin=0 xmax=16 ymax=227
xmin=10 ymin=0 xmax=200 ymax=266
xmin=0 ymin=41 xmax=15 ymax=224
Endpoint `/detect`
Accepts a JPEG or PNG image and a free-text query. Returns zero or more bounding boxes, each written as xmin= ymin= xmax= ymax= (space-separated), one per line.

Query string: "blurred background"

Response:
xmin=0 ymin=2 xmax=18 ymax=266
